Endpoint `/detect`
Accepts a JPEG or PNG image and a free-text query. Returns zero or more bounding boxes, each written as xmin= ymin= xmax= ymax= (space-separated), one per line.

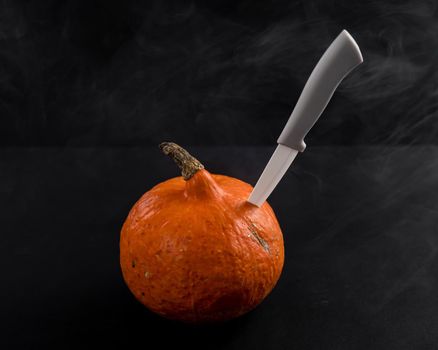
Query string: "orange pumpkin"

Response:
xmin=120 ymin=142 xmax=284 ymax=323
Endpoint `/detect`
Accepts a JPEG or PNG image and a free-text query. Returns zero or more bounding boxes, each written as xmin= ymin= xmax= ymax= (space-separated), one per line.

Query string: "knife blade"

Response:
xmin=248 ymin=30 xmax=363 ymax=207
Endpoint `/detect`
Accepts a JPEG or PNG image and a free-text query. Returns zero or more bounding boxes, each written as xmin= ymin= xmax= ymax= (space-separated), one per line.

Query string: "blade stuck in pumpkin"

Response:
xmin=248 ymin=30 xmax=363 ymax=207
xmin=248 ymin=145 xmax=298 ymax=207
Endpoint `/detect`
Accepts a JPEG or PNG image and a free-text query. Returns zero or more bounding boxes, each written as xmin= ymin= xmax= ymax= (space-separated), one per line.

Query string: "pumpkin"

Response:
xmin=120 ymin=142 xmax=284 ymax=323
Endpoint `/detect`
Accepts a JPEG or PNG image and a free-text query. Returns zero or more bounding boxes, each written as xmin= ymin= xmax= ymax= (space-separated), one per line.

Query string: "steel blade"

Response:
xmin=248 ymin=144 xmax=298 ymax=207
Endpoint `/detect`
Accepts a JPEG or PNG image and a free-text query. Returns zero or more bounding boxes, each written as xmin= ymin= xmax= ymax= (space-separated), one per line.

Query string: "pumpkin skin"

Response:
xmin=120 ymin=144 xmax=284 ymax=323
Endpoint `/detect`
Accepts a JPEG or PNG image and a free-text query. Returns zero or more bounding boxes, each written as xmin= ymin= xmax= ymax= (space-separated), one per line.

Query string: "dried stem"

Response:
xmin=159 ymin=142 xmax=204 ymax=180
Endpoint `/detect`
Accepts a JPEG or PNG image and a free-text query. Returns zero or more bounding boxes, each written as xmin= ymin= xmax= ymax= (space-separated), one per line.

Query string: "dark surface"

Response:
xmin=1 ymin=0 xmax=438 ymax=146
xmin=2 ymin=146 xmax=438 ymax=349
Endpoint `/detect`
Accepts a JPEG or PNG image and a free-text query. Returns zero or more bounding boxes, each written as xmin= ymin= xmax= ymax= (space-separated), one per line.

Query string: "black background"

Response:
xmin=2 ymin=0 xmax=438 ymax=349
xmin=1 ymin=0 xmax=438 ymax=147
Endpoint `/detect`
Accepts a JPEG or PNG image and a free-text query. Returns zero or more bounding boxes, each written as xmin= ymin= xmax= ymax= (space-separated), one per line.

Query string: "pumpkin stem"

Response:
xmin=159 ymin=142 xmax=204 ymax=180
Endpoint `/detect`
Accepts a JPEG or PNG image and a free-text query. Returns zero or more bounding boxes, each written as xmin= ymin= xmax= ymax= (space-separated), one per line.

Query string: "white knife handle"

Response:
xmin=277 ymin=30 xmax=363 ymax=152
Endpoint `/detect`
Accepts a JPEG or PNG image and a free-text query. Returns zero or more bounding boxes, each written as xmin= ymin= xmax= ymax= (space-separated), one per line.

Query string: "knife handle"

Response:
xmin=277 ymin=30 xmax=363 ymax=152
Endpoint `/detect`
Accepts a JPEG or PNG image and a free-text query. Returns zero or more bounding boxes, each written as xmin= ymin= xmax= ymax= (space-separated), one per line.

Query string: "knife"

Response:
xmin=248 ymin=30 xmax=363 ymax=207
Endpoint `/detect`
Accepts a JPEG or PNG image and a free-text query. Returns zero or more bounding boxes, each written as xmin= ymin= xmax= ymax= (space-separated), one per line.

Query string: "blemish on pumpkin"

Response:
xmin=248 ymin=224 xmax=270 ymax=253
xmin=144 ymin=271 xmax=150 ymax=278
xmin=131 ymin=260 xmax=136 ymax=268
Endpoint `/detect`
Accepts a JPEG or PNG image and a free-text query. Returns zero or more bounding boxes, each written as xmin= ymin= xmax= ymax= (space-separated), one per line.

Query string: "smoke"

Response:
xmin=0 ymin=0 xmax=437 ymax=146
xmin=278 ymin=145 xmax=438 ymax=315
